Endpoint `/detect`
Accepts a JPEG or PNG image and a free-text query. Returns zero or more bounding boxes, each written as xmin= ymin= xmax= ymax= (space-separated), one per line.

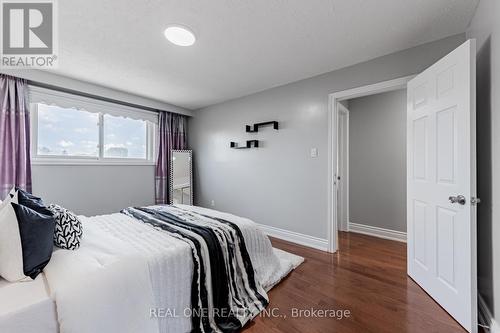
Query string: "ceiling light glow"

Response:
xmin=164 ymin=25 xmax=196 ymax=46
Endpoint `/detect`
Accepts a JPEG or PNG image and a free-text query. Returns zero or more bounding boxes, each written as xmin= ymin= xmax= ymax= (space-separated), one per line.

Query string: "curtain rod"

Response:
xmin=27 ymin=80 xmax=168 ymax=115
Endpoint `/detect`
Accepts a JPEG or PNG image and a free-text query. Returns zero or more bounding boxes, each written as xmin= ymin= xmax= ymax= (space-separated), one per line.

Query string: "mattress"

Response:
xmin=0 ymin=205 xmax=303 ymax=333
xmin=0 ymin=274 xmax=58 ymax=333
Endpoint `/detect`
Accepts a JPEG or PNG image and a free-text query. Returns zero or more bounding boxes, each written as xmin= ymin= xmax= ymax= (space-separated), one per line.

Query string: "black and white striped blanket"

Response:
xmin=121 ymin=205 xmax=269 ymax=333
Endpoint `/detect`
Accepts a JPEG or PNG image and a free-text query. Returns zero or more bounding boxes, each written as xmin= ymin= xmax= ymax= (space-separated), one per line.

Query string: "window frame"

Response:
xmin=30 ymin=87 xmax=157 ymax=166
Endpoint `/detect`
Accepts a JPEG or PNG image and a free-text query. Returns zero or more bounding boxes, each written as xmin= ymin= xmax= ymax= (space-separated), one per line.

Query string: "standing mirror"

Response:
xmin=170 ymin=150 xmax=193 ymax=205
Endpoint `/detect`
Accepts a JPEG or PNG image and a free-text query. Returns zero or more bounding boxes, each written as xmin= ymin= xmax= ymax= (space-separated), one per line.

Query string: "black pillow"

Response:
xmin=10 ymin=187 xmax=40 ymax=201
xmin=11 ymin=203 xmax=55 ymax=279
xmin=16 ymin=188 xmax=54 ymax=217
xmin=14 ymin=187 xmax=40 ymax=200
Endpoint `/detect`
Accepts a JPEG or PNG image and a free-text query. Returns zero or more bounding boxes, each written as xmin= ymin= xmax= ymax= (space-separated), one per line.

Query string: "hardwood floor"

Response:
xmin=243 ymin=231 xmax=467 ymax=333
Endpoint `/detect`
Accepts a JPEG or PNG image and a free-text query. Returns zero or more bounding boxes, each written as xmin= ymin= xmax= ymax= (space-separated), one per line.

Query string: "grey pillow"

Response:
xmin=48 ymin=204 xmax=83 ymax=250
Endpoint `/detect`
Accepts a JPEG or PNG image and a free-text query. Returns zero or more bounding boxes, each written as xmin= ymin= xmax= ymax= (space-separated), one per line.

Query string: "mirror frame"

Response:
xmin=170 ymin=149 xmax=193 ymax=205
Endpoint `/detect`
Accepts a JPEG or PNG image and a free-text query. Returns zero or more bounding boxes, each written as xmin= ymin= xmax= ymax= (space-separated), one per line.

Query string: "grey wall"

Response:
xmin=189 ymin=33 xmax=465 ymax=240
xmin=32 ymin=165 xmax=155 ymax=216
xmin=0 ymin=69 xmax=192 ymax=116
xmin=466 ymin=0 xmax=500 ymax=321
xmin=348 ymin=89 xmax=406 ymax=232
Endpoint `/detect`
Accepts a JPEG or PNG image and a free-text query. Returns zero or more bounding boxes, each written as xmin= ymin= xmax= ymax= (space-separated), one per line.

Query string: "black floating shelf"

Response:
xmin=246 ymin=121 xmax=279 ymax=133
xmin=230 ymin=140 xmax=259 ymax=149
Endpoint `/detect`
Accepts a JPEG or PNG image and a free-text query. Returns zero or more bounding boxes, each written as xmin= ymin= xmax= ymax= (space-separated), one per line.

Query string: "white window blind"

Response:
xmin=29 ymin=86 xmax=159 ymax=123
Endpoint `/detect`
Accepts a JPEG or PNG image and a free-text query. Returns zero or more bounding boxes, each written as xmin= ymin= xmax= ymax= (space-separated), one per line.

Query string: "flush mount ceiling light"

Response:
xmin=164 ymin=25 xmax=196 ymax=46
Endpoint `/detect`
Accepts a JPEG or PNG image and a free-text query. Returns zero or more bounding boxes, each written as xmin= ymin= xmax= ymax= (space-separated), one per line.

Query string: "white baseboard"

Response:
xmin=348 ymin=222 xmax=407 ymax=243
xmin=257 ymin=224 xmax=328 ymax=251
xmin=479 ymin=294 xmax=500 ymax=332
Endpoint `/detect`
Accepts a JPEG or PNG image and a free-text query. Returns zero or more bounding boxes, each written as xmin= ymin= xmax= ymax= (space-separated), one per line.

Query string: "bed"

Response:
xmin=0 ymin=204 xmax=302 ymax=333
xmin=0 ymin=275 xmax=57 ymax=333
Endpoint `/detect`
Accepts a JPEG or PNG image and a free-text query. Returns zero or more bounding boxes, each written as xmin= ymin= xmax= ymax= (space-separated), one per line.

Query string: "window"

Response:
xmin=103 ymin=114 xmax=147 ymax=159
xmin=30 ymin=88 xmax=157 ymax=165
xmin=36 ymin=104 xmax=100 ymax=157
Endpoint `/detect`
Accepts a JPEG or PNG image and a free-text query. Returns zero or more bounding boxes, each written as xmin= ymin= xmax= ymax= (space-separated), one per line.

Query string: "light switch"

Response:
xmin=310 ymin=148 xmax=318 ymax=158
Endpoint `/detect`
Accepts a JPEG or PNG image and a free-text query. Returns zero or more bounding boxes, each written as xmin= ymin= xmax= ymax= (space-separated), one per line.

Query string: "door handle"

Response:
xmin=449 ymin=195 xmax=466 ymax=205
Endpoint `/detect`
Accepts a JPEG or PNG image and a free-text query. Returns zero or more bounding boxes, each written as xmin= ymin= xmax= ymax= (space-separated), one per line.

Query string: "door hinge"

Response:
xmin=471 ymin=197 xmax=481 ymax=205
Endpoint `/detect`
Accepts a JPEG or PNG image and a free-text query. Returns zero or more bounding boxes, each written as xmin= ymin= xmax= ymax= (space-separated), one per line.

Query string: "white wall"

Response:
xmin=32 ymin=165 xmax=155 ymax=216
xmin=348 ymin=89 xmax=407 ymax=232
xmin=466 ymin=0 xmax=500 ymax=324
xmin=189 ymin=34 xmax=465 ymax=240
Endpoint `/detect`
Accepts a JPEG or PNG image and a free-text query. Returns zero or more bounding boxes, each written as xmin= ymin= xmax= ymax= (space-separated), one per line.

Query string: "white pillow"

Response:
xmin=0 ymin=192 xmax=28 ymax=282
xmin=0 ymin=186 xmax=16 ymax=205
xmin=0 ymin=190 xmax=16 ymax=213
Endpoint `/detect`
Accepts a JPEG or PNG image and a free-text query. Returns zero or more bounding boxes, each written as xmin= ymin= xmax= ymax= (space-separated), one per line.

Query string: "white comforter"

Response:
xmin=43 ymin=205 xmax=302 ymax=333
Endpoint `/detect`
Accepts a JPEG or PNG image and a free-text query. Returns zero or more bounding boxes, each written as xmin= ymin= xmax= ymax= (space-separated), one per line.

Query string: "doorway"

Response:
xmin=327 ymin=76 xmax=413 ymax=253
xmin=327 ymin=40 xmax=477 ymax=333
xmin=336 ymin=88 xmax=408 ymax=242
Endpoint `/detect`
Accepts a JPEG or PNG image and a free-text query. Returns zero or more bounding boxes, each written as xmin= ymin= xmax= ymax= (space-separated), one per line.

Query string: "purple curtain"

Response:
xmin=0 ymin=75 xmax=31 ymax=200
xmin=155 ymin=111 xmax=188 ymax=204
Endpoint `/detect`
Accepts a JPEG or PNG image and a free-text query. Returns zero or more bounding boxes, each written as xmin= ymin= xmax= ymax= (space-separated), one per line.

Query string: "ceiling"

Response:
xmin=53 ymin=0 xmax=478 ymax=110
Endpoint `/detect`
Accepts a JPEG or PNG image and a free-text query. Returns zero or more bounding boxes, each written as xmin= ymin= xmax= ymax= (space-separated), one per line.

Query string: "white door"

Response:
xmin=407 ymin=40 xmax=477 ymax=332
xmin=337 ymin=104 xmax=349 ymax=231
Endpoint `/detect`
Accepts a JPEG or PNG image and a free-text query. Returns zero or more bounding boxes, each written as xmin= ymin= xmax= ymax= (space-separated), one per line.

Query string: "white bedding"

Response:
xmin=1 ymin=205 xmax=303 ymax=333
xmin=0 ymin=275 xmax=57 ymax=333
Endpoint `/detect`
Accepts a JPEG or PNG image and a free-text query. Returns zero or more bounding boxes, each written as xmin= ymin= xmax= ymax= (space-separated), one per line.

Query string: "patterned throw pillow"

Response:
xmin=48 ymin=204 xmax=83 ymax=250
